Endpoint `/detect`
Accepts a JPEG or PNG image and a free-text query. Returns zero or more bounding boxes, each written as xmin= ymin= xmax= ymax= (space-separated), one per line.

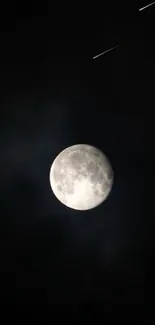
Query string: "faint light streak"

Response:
xmin=93 ymin=45 xmax=119 ymax=60
xmin=139 ymin=2 xmax=155 ymax=11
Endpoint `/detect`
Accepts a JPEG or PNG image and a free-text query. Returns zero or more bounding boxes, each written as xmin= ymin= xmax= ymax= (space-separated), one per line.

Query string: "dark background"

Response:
xmin=0 ymin=1 xmax=153 ymax=322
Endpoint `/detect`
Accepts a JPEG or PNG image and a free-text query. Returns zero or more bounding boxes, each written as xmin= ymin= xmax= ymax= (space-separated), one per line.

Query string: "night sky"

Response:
xmin=0 ymin=1 xmax=153 ymax=322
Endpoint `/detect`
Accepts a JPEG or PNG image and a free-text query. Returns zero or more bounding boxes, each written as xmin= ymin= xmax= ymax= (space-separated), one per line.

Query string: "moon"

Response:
xmin=49 ymin=144 xmax=114 ymax=211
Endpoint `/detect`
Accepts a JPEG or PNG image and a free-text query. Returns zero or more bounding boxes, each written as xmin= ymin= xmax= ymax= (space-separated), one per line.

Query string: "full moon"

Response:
xmin=49 ymin=144 xmax=114 ymax=210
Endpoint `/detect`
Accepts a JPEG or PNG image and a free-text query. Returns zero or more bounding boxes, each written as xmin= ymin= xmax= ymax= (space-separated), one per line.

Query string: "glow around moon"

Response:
xmin=49 ymin=144 xmax=114 ymax=211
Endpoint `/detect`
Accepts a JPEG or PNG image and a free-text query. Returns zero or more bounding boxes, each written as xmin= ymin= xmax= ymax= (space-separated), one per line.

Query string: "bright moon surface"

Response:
xmin=49 ymin=144 xmax=114 ymax=211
